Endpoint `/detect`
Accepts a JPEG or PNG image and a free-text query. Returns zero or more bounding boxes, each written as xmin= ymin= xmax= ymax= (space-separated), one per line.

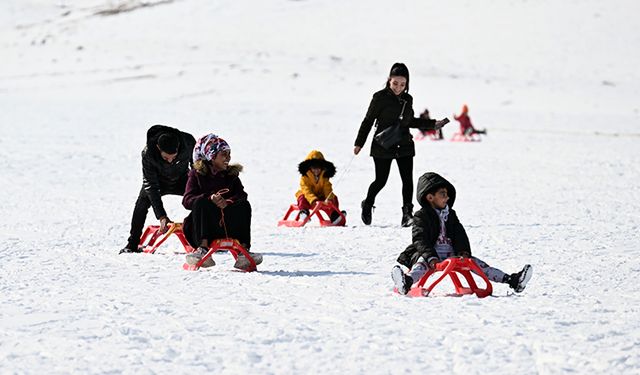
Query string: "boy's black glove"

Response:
xmin=459 ymin=251 xmax=471 ymax=258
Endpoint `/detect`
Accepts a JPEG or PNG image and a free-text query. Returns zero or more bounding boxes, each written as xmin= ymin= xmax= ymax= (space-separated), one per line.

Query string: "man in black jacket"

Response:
xmin=120 ymin=125 xmax=196 ymax=254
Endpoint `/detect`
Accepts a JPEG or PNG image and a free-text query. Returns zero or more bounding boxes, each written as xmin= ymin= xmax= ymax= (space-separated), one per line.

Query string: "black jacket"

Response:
xmin=397 ymin=172 xmax=471 ymax=268
xmin=355 ymin=88 xmax=436 ymax=159
xmin=141 ymin=125 xmax=196 ymax=219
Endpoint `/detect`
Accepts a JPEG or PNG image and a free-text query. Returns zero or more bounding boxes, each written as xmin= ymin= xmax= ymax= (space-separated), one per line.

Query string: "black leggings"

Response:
xmin=184 ymin=198 xmax=252 ymax=249
xmin=365 ymin=156 xmax=413 ymax=206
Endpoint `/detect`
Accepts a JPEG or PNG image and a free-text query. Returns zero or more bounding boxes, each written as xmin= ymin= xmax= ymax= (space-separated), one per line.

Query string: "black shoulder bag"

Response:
xmin=373 ymin=99 xmax=407 ymax=149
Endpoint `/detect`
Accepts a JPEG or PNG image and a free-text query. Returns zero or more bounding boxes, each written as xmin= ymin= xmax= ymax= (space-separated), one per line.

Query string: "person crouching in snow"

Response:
xmin=391 ymin=172 xmax=531 ymax=295
xmin=454 ymin=104 xmax=486 ymax=137
xmin=295 ymin=150 xmax=346 ymax=225
xmin=182 ymin=134 xmax=262 ymax=269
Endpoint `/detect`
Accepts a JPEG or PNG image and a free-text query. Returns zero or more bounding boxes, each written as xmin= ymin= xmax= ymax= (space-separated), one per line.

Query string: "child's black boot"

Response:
xmin=391 ymin=265 xmax=413 ymax=295
xmin=504 ymin=264 xmax=533 ymax=293
xmin=401 ymin=204 xmax=413 ymax=227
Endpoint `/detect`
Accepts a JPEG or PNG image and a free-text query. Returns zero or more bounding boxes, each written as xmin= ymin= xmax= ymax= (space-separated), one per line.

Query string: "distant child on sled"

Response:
xmin=295 ymin=150 xmax=346 ymax=225
xmin=454 ymin=104 xmax=486 ymax=137
xmin=391 ymin=172 xmax=532 ymax=295
xmin=417 ymin=108 xmax=443 ymax=140
xmin=181 ymin=134 xmax=262 ymax=269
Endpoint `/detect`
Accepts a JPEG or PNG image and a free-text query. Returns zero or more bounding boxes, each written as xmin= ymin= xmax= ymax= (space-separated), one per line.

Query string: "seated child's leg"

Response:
xmin=327 ymin=196 xmax=339 ymax=210
xmin=296 ymin=194 xmax=312 ymax=212
xmin=223 ymin=200 xmax=252 ymax=248
xmin=470 ymin=256 xmax=507 ymax=283
xmin=407 ymin=256 xmax=429 ymax=283
xmin=190 ymin=197 xmax=225 ymax=244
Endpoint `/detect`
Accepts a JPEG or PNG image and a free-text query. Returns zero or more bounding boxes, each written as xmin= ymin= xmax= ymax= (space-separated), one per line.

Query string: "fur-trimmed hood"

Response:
xmin=297 ymin=150 xmax=336 ymax=178
xmin=194 ymin=160 xmax=243 ymax=177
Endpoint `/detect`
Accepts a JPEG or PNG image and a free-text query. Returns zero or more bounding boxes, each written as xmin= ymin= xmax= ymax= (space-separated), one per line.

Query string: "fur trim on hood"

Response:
xmin=194 ymin=160 xmax=243 ymax=177
xmin=297 ymin=150 xmax=336 ymax=178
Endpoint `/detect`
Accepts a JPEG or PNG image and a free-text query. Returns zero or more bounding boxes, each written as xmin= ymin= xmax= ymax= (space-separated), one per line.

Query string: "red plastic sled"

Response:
xmin=138 ymin=223 xmax=194 ymax=254
xmin=401 ymin=257 xmax=493 ymax=298
xmin=278 ymin=201 xmax=346 ymax=227
xmin=415 ymin=129 xmax=444 ymax=141
xmin=182 ymin=238 xmax=258 ymax=272
xmin=450 ymin=131 xmax=481 ymax=142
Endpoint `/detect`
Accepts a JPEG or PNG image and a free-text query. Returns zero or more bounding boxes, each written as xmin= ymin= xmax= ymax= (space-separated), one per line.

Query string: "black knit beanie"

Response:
xmin=157 ymin=133 xmax=179 ymax=154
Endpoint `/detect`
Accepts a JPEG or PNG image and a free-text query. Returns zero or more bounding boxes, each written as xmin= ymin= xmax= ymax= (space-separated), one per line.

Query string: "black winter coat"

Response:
xmin=141 ymin=125 xmax=196 ymax=219
xmin=355 ymin=88 xmax=436 ymax=159
xmin=397 ymin=172 xmax=471 ymax=268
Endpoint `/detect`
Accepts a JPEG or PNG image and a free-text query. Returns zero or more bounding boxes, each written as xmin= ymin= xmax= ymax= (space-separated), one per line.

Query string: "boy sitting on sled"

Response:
xmin=391 ymin=172 xmax=532 ymax=295
xmin=182 ymin=134 xmax=262 ymax=269
xmin=295 ymin=150 xmax=346 ymax=225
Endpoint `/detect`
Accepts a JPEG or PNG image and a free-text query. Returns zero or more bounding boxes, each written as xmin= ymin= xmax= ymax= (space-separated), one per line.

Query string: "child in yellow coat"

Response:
xmin=295 ymin=150 xmax=345 ymax=225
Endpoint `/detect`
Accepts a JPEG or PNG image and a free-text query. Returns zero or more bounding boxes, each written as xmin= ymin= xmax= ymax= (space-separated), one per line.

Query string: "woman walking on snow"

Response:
xmin=354 ymin=62 xmax=449 ymax=227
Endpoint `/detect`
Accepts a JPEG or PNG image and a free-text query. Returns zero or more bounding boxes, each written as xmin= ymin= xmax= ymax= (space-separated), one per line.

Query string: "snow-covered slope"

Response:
xmin=1 ymin=1 xmax=639 ymax=373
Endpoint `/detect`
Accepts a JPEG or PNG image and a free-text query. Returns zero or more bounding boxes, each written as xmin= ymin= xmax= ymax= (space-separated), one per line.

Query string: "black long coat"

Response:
xmin=396 ymin=172 xmax=471 ymax=268
xmin=141 ymin=125 xmax=196 ymax=219
xmin=355 ymin=88 xmax=436 ymax=159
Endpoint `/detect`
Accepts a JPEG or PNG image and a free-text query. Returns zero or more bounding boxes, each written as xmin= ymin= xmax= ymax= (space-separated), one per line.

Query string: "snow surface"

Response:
xmin=1 ymin=0 xmax=639 ymax=373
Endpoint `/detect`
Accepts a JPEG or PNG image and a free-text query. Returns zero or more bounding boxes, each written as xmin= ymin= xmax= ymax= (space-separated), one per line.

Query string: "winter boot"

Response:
xmin=391 ymin=265 xmax=414 ymax=295
xmin=401 ymin=204 xmax=414 ymax=227
xmin=119 ymin=244 xmax=143 ymax=254
xmin=361 ymin=200 xmax=374 ymax=225
xmin=185 ymin=246 xmax=215 ymax=268
xmin=329 ymin=210 xmax=347 ymax=226
xmin=298 ymin=209 xmax=310 ymax=222
xmin=234 ymin=252 xmax=263 ymax=270
xmin=505 ymin=264 xmax=533 ymax=293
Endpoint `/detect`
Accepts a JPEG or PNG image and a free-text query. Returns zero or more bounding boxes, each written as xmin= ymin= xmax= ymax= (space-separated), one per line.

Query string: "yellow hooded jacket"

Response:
xmin=295 ymin=150 xmax=337 ymax=204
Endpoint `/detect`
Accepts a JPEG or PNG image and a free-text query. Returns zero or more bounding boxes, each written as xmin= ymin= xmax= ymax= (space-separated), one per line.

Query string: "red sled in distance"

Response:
xmin=450 ymin=130 xmax=481 ymax=142
xmin=278 ymin=201 xmax=346 ymax=227
xmin=397 ymin=257 xmax=493 ymax=298
xmin=414 ymin=129 xmax=444 ymax=141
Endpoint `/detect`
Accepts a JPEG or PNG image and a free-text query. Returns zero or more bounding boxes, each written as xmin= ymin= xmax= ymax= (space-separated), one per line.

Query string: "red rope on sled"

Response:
xmin=213 ymin=188 xmax=234 ymax=238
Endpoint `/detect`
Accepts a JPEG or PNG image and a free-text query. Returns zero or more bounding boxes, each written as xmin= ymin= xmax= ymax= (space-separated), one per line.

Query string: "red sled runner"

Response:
xmin=138 ymin=223 xmax=193 ymax=254
xmin=414 ymin=129 xmax=444 ymax=141
xmin=398 ymin=257 xmax=493 ymax=298
xmin=278 ymin=200 xmax=346 ymax=227
xmin=450 ymin=131 xmax=481 ymax=142
xmin=182 ymin=238 xmax=259 ymax=272
xmin=137 ymin=223 xmax=258 ymax=272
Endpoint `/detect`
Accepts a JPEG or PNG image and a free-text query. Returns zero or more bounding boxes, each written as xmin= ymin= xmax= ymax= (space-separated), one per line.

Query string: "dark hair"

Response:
xmin=425 ymin=183 xmax=447 ymax=197
xmin=386 ymin=62 xmax=410 ymax=93
xmin=157 ymin=133 xmax=179 ymax=154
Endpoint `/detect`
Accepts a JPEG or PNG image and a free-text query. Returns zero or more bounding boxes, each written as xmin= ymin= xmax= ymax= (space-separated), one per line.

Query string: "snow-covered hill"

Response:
xmin=1 ymin=1 xmax=639 ymax=373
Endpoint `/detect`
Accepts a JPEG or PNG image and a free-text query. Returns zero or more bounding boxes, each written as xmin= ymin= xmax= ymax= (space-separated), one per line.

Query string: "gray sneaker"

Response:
xmin=234 ymin=252 xmax=263 ymax=270
xmin=185 ymin=246 xmax=215 ymax=268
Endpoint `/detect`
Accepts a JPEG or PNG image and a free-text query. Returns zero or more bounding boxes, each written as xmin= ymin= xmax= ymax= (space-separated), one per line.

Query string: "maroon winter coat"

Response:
xmin=454 ymin=113 xmax=473 ymax=134
xmin=182 ymin=164 xmax=248 ymax=209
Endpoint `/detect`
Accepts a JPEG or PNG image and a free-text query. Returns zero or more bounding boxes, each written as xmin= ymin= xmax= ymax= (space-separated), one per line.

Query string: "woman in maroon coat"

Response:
xmin=182 ymin=134 xmax=262 ymax=268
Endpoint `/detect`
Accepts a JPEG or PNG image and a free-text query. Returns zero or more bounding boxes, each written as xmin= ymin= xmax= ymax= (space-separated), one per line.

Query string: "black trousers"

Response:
xmin=183 ymin=198 xmax=252 ymax=249
xmin=126 ymin=184 xmax=185 ymax=249
xmin=364 ymin=156 xmax=414 ymax=207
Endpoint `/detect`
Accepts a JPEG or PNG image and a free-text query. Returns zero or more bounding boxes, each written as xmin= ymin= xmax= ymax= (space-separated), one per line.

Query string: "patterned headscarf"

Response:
xmin=193 ymin=133 xmax=230 ymax=162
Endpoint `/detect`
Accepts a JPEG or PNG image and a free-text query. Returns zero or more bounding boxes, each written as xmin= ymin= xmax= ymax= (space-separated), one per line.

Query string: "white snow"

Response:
xmin=1 ymin=0 xmax=639 ymax=373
